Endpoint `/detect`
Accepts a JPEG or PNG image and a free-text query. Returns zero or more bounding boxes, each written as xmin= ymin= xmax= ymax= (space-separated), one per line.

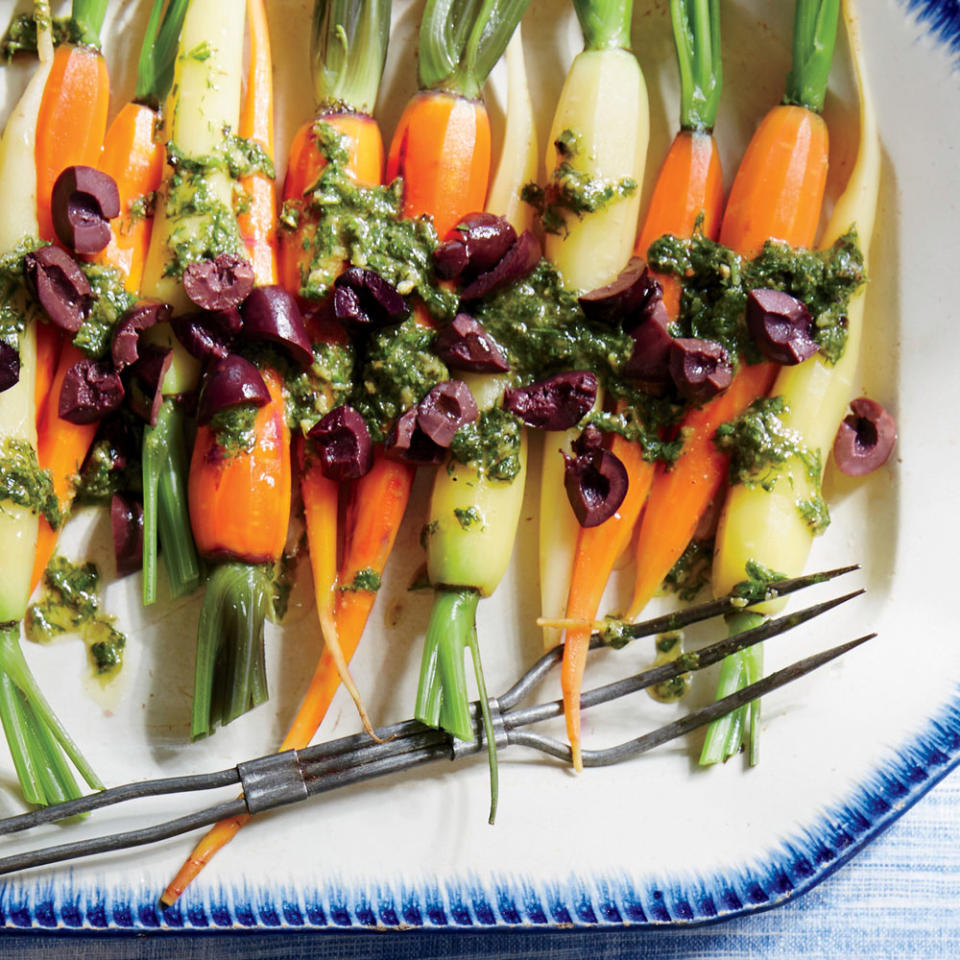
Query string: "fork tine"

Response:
xmin=505 ymin=589 xmax=865 ymax=729
xmin=506 ymin=633 xmax=877 ymax=766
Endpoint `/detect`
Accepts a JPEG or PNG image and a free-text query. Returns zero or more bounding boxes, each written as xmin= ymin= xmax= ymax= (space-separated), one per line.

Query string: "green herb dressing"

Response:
xmin=74 ymin=262 xmax=136 ymax=359
xmin=26 ymin=557 xmax=126 ymax=679
xmin=0 ymin=437 xmax=61 ymax=528
xmin=522 ymin=129 xmax=638 ymax=237
xmin=340 ymin=567 xmax=381 ymax=592
xmin=208 ymin=403 xmax=258 ymax=457
xmin=647 ymin=226 xmax=865 ymax=365
xmin=647 ymin=631 xmax=691 ymax=703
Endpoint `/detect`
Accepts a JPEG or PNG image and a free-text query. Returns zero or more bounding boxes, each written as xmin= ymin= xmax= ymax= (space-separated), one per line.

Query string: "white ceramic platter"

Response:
xmin=0 ymin=0 xmax=956 ymax=931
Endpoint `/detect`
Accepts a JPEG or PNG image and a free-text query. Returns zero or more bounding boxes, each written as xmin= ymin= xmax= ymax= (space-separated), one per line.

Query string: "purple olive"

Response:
xmin=111 ymin=300 xmax=172 ymax=371
xmin=171 ymin=308 xmax=243 ymax=361
xmin=563 ymin=445 xmax=629 ymax=528
xmin=434 ymin=313 xmax=510 ymax=373
xmin=459 ymin=230 xmax=542 ymax=301
xmin=196 ymin=355 xmax=270 ymax=425
xmin=833 ymin=397 xmax=897 ymax=477
xmin=503 ymin=371 xmax=597 ymax=430
xmin=333 ymin=267 xmax=408 ymax=330
xmin=51 ymin=165 xmax=120 ymax=255
xmin=308 ymin=405 xmax=373 ymax=481
xmin=183 ymin=252 xmax=255 ymax=311
xmin=434 ymin=212 xmax=518 ymax=281
xmin=669 ymin=338 xmax=733 ymax=404
xmin=127 ymin=345 xmax=173 ymax=425
xmin=240 ymin=285 xmax=313 ymax=366
xmin=384 ymin=407 xmax=446 ymax=464
xmin=59 ymin=358 xmax=125 ymax=424
xmin=623 ymin=298 xmax=673 ymax=385
xmin=111 ymin=493 xmax=144 ymax=577
xmin=24 ymin=245 xmax=92 ymax=333
xmin=572 ymin=423 xmax=604 ymax=455
xmin=416 ymin=380 xmax=478 ymax=447
xmin=578 ymin=257 xmax=661 ymax=325
xmin=746 ymin=288 xmax=819 ymax=365
xmin=0 ymin=342 xmax=19 ymax=393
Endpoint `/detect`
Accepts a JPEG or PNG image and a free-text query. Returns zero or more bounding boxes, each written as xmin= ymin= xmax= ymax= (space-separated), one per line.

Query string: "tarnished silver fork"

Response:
xmin=0 ymin=564 xmax=870 ymax=879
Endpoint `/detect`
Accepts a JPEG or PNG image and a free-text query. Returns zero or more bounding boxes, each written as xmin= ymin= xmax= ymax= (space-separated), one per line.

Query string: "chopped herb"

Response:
xmin=340 ymin=567 xmax=382 ymax=592
xmin=648 ymin=630 xmax=691 ymax=703
xmin=25 ymin=557 xmax=127 ymax=678
xmin=292 ymin=122 xmax=456 ymax=319
xmin=209 ymin=404 xmax=258 ymax=457
xmin=1 ymin=11 xmax=76 ymax=57
xmin=454 ymin=506 xmax=483 ymax=530
xmin=73 ymin=263 xmax=136 ymax=359
xmin=0 ymin=437 xmax=61 ymax=528
xmin=647 ymin=226 xmax=865 ymax=365
xmin=664 ymin=538 xmax=713 ymax=601
xmin=797 ymin=493 xmax=830 ymax=535
xmin=184 ymin=41 xmax=213 ymax=62
xmin=420 ymin=520 xmax=439 ymax=550
xmin=523 ymin=129 xmax=637 ymax=237
xmin=730 ymin=560 xmax=788 ymax=604
xmin=449 ymin=408 xmax=523 ymax=482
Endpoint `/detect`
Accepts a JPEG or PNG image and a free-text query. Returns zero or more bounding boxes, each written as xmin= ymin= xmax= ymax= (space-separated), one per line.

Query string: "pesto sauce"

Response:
xmin=449 ymin=408 xmax=523 ymax=482
xmin=647 ymin=631 xmax=691 ymax=703
xmin=729 ymin=559 xmax=788 ymax=604
xmin=469 ymin=259 xmax=682 ymax=462
xmin=0 ymin=437 xmax=61 ymax=528
xmin=209 ymin=403 xmax=258 ymax=457
xmin=161 ymin=138 xmax=250 ymax=279
xmin=340 ymin=567 xmax=381 ymax=592
xmin=522 ymin=129 xmax=637 ymax=237
xmin=288 ymin=122 xmax=456 ymax=320
xmin=0 ymin=236 xmax=45 ymax=354
xmin=454 ymin=506 xmax=483 ymax=530
xmin=648 ymin=227 xmax=865 ymax=365
xmin=351 ymin=317 xmax=448 ymax=442
xmin=25 ymin=556 xmax=126 ymax=678
xmin=75 ymin=413 xmax=143 ymax=504
xmin=74 ymin=262 xmax=136 ymax=359
xmin=664 ymin=538 xmax=713 ymax=601
xmin=1 ymin=11 xmax=77 ymax=57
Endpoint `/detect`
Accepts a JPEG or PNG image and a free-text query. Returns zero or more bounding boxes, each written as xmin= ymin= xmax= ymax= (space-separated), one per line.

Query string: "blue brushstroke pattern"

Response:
xmin=903 ymin=0 xmax=960 ymax=57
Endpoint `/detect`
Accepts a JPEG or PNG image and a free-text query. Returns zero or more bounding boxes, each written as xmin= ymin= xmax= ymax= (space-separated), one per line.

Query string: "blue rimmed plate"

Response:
xmin=0 ymin=0 xmax=955 ymax=932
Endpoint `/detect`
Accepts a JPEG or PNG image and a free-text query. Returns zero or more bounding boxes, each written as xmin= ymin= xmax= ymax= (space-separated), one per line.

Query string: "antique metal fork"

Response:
xmin=0 ymin=564 xmax=871 ymax=877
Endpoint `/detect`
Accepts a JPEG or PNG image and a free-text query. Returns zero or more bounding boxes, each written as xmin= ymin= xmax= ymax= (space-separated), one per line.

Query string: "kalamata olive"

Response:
xmin=433 ymin=238 xmax=470 ymax=281
xmin=746 ymin=288 xmax=819 ymax=365
xmin=434 ymin=313 xmax=510 ymax=373
xmin=51 ymin=165 xmax=121 ymax=255
xmin=196 ymin=355 xmax=270 ymax=425
xmin=384 ymin=407 xmax=445 ymax=464
xmin=503 ymin=371 xmax=597 ymax=430
xmin=183 ymin=252 xmax=255 ymax=311
xmin=111 ymin=300 xmax=172 ymax=371
xmin=111 ymin=493 xmax=144 ymax=577
xmin=572 ymin=423 xmax=603 ymax=455
xmin=578 ymin=257 xmax=660 ymax=324
xmin=0 ymin=342 xmax=19 ymax=393
xmin=127 ymin=345 xmax=173 ymax=425
xmin=669 ymin=338 xmax=733 ymax=404
xmin=308 ymin=405 xmax=373 ymax=480
xmin=833 ymin=397 xmax=897 ymax=477
xmin=435 ymin=213 xmax=518 ymax=282
xmin=171 ymin=308 xmax=243 ymax=361
xmin=59 ymin=358 xmax=125 ymax=424
xmin=24 ymin=245 xmax=92 ymax=333
xmin=416 ymin=380 xmax=478 ymax=447
xmin=240 ymin=285 xmax=313 ymax=366
xmin=563 ymin=445 xmax=629 ymax=528
xmin=623 ymin=298 xmax=673 ymax=385
xmin=459 ymin=230 xmax=542 ymax=301
xmin=333 ymin=267 xmax=409 ymax=329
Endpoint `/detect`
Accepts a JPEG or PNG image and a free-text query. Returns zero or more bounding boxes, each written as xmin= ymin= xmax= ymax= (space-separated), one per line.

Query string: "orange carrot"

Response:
xmin=237 ymin=0 xmax=277 ymax=285
xmin=31 ymin=0 xmax=180 ymax=586
xmin=385 ymin=91 xmax=492 ymax=239
xmin=189 ymin=370 xmax=291 ymax=564
xmin=627 ymin=109 xmax=829 ymax=621
xmin=95 ymin=101 xmax=165 ymax=294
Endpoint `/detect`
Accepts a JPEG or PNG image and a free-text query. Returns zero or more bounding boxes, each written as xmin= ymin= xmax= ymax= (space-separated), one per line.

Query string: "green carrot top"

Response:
xmin=783 ymin=0 xmax=841 ymax=114
xmin=670 ymin=0 xmax=723 ymax=132
xmin=313 ymin=0 xmax=391 ymax=114
xmin=573 ymin=0 xmax=632 ymax=52
xmin=135 ymin=0 xmax=189 ymax=110
xmin=418 ymin=0 xmax=531 ymax=99
xmin=70 ymin=0 xmax=109 ymax=48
